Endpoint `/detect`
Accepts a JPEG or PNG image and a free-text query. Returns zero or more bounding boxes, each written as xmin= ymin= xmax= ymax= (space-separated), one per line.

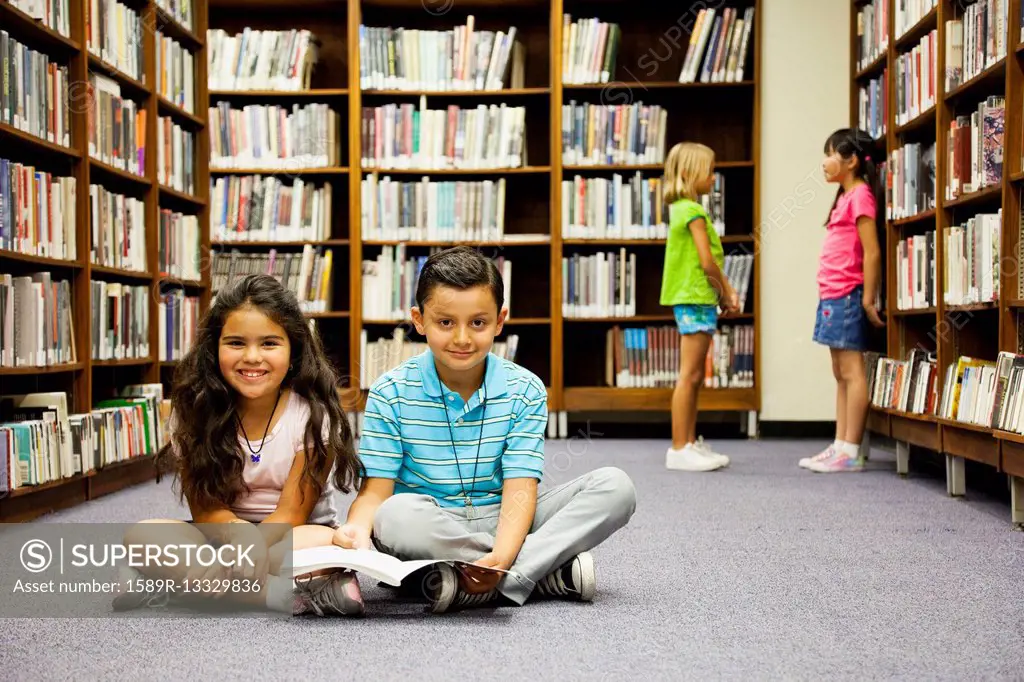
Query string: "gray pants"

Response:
xmin=372 ymin=466 xmax=637 ymax=605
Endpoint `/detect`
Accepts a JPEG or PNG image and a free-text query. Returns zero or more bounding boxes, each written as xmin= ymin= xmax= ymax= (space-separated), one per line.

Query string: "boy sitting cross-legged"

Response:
xmin=334 ymin=246 xmax=637 ymax=613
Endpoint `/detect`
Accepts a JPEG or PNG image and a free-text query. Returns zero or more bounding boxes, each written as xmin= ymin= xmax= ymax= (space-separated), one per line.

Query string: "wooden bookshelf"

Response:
xmin=0 ymin=0 xmax=211 ymax=520
xmin=853 ymin=0 xmax=1024 ymax=520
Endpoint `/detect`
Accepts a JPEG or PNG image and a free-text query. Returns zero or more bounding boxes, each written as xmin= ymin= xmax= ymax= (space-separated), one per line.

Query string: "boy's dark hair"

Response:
xmin=823 ymin=127 xmax=885 ymax=227
xmin=414 ymin=246 xmax=505 ymax=312
xmin=156 ymin=274 xmax=363 ymax=512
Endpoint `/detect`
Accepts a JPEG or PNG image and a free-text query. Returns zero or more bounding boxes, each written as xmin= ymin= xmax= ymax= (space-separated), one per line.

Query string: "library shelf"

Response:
xmin=855 ymin=52 xmax=888 ymax=81
xmin=89 ymin=158 xmax=153 ymax=189
xmin=305 ymin=311 xmax=351 ymax=319
xmin=1007 ymin=300 xmax=1024 ymax=309
xmin=90 ymin=265 xmax=154 ymax=281
xmin=562 ymin=387 xmax=758 ymax=412
xmin=1002 ymin=439 xmax=1024 ymax=479
xmin=1012 ymin=171 xmax=1024 ymax=183
xmin=0 ymin=362 xmax=86 ymax=376
xmin=160 ymin=360 xmax=180 ymax=367
xmin=8 ymin=472 xmax=88 ymax=499
xmin=156 ymin=96 xmax=205 ymax=128
xmin=894 ymin=105 xmax=936 ymax=136
xmin=158 ymin=185 xmax=206 ymax=209
xmin=0 ymin=250 xmax=83 ymax=269
xmin=208 ymin=88 xmax=350 ymax=98
xmin=562 ymin=239 xmax=667 ymax=245
xmin=91 ymin=357 xmax=156 ymax=367
xmin=153 ymin=6 xmax=203 ymax=49
xmin=565 ymin=161 xmax=753 ymax=172
xmin=889 ymin=411 xmax=941 ymax=452
xmin=942 ymin=184 xmax=1002 ymax=210
xmin=0 ymin=1 xmax=81 ymax=55
xmin=88 ymin=455 xmax=158 ymax=500
xmin=87 ymin=54 xmax=151 ymax=99
xmin=890 ymin=208 xmax=937 ymax=228
xmin=944 ymin=302 xmax=999 ymax=313
xmin=361 ymin=317 xmax=551 ymax=325
xmin=564 ymin=315 xmax=674 ymax=323
xmin=362 ymin=239 xmax=549 ymax=247
xmin=867 ymin=407 xmax=891 ymax=437
xmin=943 ymin=58 xmax=1006 ymax=103
xmin=157 ymin=276 xmax=204 ymax=288
xmin=362 ymin=87 xmax=550 ymax=97
xmin=362 ymin=166 xmax=552 ymax=175
xmin=211 ymin=239 xmax=351 ymax=247
xmin=0 ymin=122 xmax=81 ymax=159
xmin=892 ymin=307 xmax=937 ymax=317
xmin=996 ymin=430 xmax=1024 ymax=445
xmin=209 ymin=166 xmax=349 ymax=175
xmin=561 ymin=81 xmax=754 ymax=90
xmin=893 ymin=6 xmax=937 ymax=52
xmin=938 ymin=418 xmax=999 ymax=468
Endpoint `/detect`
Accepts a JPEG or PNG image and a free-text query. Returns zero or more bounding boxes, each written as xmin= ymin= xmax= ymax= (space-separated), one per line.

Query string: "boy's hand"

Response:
xmin=459 ymin=552 xmax=513 ymax=594
xmin=333 ymin=523 xmax=371 ymax=550
xmin=863 ymin=299 xmax=886 ymax=328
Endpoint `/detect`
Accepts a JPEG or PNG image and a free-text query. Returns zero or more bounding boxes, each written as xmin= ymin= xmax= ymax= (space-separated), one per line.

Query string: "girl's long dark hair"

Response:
xmin=156 ymin=274 xmax=362 ymax=513
xmin=823 ymin=128 xmax=885 ymax=228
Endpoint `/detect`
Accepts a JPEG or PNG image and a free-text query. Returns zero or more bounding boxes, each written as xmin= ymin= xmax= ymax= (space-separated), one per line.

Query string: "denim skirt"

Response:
xmin=812 ymin=286 xmax=868 ymax=351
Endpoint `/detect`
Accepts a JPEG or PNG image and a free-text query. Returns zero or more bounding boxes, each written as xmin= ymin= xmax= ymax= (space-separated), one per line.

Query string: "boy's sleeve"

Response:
xmin=358 ymin=387 xmax=404 ymax=479
xmin=502 ymin=378 xmax=548 ymax=480
xmin=852 ymin=184 xmax=876 ymax=221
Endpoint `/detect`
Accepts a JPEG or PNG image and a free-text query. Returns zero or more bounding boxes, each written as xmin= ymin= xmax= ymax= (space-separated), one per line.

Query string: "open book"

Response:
xmin=285 ymin=546 xmax=508 ymax=586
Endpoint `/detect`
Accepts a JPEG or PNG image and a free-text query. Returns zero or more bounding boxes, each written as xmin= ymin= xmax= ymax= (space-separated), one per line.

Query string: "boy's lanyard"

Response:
xmin=445 ymin=356 xmax=487 ymax=506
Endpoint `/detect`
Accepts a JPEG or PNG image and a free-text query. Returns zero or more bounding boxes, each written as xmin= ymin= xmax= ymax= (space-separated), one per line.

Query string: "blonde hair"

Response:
xmin=663 ymin=142 xmax=715 ymax=204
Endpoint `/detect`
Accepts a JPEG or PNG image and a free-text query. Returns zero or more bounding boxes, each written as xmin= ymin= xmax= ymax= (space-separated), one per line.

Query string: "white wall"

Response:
xmin=760 ymin=0 xmax=850 ymax=421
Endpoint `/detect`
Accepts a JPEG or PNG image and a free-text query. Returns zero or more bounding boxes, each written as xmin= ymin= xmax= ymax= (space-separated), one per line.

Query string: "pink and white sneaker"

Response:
xmin=807 ymin=451 xmax=865 ymax=473
xmin=798 ymin=444 xmax=835 ymax=469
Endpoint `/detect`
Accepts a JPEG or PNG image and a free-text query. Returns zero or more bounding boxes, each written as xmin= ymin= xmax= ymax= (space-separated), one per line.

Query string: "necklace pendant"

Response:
xmin=250 ymin=454 xmax=261 ymax=464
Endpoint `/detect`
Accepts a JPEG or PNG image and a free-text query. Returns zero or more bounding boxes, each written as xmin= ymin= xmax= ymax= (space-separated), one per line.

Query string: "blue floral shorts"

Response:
xmin=673 ymin=304 xmax=718 ymax=335
xmin=813 ymin=286 xmax=868 ymax=351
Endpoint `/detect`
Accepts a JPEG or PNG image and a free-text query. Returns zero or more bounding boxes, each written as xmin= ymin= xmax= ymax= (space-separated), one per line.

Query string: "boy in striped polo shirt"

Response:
xmin=336 ymin=246 xmax=637 ymax=613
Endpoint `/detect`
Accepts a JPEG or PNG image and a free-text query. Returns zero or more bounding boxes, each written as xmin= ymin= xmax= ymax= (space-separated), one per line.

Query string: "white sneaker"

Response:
xmin=534 ymin=551 xmax=596 ymax=602
xmin=798 ymin=444 xmax=836 ymax=469
xmin=110 ymin=566 xmax=171 ymax=612
xmin=694 ymin=436 xmax=730 ymax=467
xmin=666 ymin=443 xmax=725 ymax=471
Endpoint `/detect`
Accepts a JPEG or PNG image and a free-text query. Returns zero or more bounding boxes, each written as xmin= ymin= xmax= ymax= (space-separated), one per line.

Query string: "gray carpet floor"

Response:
xmin=2 ymin=438 xmax=1023 ymax=681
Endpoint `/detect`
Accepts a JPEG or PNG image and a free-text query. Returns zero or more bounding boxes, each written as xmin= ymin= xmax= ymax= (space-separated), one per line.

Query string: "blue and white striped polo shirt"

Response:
xmin=359 ymin=349 xmax=548 ymax=508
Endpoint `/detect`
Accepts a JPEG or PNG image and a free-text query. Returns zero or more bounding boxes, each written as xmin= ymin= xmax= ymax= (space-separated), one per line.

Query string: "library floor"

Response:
xmin=3 ymin=438 xmax=1024 ymax=680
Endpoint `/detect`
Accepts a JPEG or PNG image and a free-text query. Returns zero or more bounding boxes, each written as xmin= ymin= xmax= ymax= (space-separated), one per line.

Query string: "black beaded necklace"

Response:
xmin=237 ymin=387 xmax=283 ymax=464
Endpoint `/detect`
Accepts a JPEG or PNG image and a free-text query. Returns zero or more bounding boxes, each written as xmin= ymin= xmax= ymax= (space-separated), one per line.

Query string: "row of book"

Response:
xmin=1 ymin=31 xmax=72 ymax=149
xmin=894 ymin=29 xmax=936 ymax=128
xmin=87 ymin=0 xmax=145 ymax=82
xmin=359 ymin=327 xmax=520 ymax=389
xmin=210 ymin=246 xmax=335 ymax=314
xmin=158 ymin=209 xmax=200 ymax=282
xmin=562 ymin=173 xmax=666 ymax=241
xmin=859 ymin=73 xmax=888 ymax=142
xmin=561 ymin=17 xmax=619 ymax=85
xmin=207 ymin=29 xmax=318 ymax=92
xmin=857 ymin=0 xmax=889 ymax=70
xmin=156 ymin=31 xmax=196 ymax=115
xmin=209 ymin=102 xmax=342 ymax=170
xmin=361 ymin=102 xmax=527 ymax=170
xmin=158 ymin=290 xmax=199 ymax=362
xmin=361 ymin=246 xmax=512 ymax=320
xmin=91 ymin=280 xmax=149 ymax=361
xmin=946 ymin=96 xmax=1004 ymax=201
xmin=211 ymin=175 xmax=334 ymax=244
xmin=896 ymin=0 xmax=938 ymax=39
xmin=361 ymin=175 xmax=508 ymax=243
xmin=887 ymin=140 xmax=936 ymax=220
xmin=7 ymin=0 xmax=71 ymax=38
xmin=944 ymin=0 xmax=1008 ymax=92
xmin=721 ymin=253 xmax=754 ymax=314
xmin=89 ymin=73 xmax=146 ymax=178
xmin=0 ymin=387 xmax=168 ymax=491
xmin=89 ymin=184 xmax=146 ymax=272
xmin=0 ymin=158 xmax=77 ymax=260
xmin=677 ymin=7 xmax=755 ymax=84
xmin=604 ymin=324 xmax=754 ymax=389
xmin=157 ymin=0 xmax=192 ymax=31
xmin=895 ymin=230 xmax=936 ymax=311
xmin=360 ymin=21 xmax=523 ymax=92
xmin=944 ymin=210 xmax=1001 ymax=306
xmin=0 ymin=272 xmax=75 ymax=368
xmin=869 ymin=350 xmax=1024 ymax=436
xmin=561 ymin=101 xmax=667 ymax=167
xmin=157 ymin=116 xmax=196 ymax=194
xmin=562 ymin=250 xmax=636 ymax=319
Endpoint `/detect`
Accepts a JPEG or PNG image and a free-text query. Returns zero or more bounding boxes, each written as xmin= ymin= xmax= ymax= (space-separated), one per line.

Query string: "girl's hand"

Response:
xmin=863 ymin=299 xmax=886 ymax=328
xmin=333 ymin=523 xmax=371 ymax=550
xmin=722 ymin=287 xmax=741 ymax=314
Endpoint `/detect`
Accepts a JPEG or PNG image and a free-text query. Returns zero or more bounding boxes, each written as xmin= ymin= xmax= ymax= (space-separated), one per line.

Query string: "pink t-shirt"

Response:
xmin=818 ymin=182 xmax=875 ymax=299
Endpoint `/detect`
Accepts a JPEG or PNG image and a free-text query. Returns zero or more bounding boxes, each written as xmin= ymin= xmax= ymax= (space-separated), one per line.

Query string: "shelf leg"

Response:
xmin=946 ymin=455 xmax=966 ymax=497
xmin=558 ymin=411 xmax=568 ymax=439
xmin=860 ymin=432 xmax=870 ymax=462
xmin=1010 ymin=476 xmax=1024 ymax=530
xmin=896 ymin=440 xmax=910 ymax=477
xmin=746 ymin=411 xmax=758 ymax=439
xmin=547 ymin=412 xmax=558 ymax=439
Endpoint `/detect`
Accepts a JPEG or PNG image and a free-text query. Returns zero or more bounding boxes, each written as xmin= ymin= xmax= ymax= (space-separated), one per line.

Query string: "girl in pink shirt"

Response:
xmin=802 ymin=128 xmax=886 ymax=473
xmin=116 ymin=274 xmax=366 ymax=617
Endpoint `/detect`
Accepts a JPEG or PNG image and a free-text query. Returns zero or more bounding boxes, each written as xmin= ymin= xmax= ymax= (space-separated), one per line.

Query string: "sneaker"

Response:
xmin=111 ymin=567 xmax=171 ymax=612
xmin=425 ymin=563 xmax=499 ymax=614
xmin=666 ymin=443 xmax=725 ymax=471
xmin=807 ymin=451 xmax=865 ymax=473
xmin=534 ymin=551 xmax=596 ymax=602
xmin=694 ymin=436 xmax=730 ymax=467
xmin=798 ymin=444 xmax=836 ymax=469
xmin=293 ymin=570 xmax=365 ymax=617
